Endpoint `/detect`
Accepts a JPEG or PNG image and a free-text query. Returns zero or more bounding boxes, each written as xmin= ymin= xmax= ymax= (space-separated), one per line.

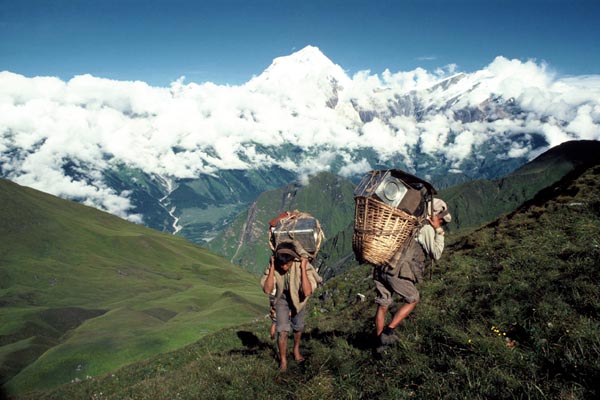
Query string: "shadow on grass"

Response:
xmin=305 ymin=327 xmax=376 ymax=351
xmin=230 ymin=331 xmax=272 ymax=356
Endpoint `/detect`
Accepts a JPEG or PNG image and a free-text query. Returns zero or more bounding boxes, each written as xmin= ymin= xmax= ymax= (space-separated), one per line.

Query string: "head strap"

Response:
xmin=276 ymin=247 xmax=299 ymax=259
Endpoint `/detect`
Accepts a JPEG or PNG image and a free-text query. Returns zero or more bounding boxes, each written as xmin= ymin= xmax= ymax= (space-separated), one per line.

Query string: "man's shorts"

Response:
xmin=373 ymin=268 xmax=420 ymax=307
xmin=274 ymin=292 xmax=306 ymax=333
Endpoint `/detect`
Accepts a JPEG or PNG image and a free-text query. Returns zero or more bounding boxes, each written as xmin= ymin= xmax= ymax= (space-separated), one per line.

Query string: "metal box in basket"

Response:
xmin=352 ymin=169 xmax=436 ymax=266
xmin=353 ymin=170 xmax=426 ymax=216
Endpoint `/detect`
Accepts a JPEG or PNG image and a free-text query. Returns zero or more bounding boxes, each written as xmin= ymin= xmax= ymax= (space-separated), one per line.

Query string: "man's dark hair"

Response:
xmin=275 ymin=242 xmax=298 ymax=267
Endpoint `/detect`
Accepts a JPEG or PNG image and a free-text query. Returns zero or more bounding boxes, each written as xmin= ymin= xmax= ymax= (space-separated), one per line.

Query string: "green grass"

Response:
xmin=0 ymin=179 xmax=265 ymax=395
xmin=14 ymin=164 xmax=600 ymax=399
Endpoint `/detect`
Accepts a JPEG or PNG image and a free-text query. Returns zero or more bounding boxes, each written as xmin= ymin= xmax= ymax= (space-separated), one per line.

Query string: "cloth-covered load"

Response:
xmin=269 ymin=211 xmax=324 ymax=260
xmin=352 ymin=170 xmax=436 ymax=267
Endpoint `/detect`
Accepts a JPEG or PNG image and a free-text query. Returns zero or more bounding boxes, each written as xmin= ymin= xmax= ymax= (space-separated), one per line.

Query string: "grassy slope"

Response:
xmin=206 ymin=172 xmax=356 ymax=275
xmin=0 ymin=179 xmax=265 ymax=396
xmin=20 ymin=163 xmax=600 ymax=400
xmin=441 ymin=140 xmax=600 ymax=233
xmin=174 ymin=168 xmax=296 ymax=244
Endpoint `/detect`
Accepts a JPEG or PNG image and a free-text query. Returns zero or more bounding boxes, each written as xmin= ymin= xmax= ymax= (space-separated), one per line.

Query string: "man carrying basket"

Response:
xmin=374 ymin=198 xmax=451 ymax=347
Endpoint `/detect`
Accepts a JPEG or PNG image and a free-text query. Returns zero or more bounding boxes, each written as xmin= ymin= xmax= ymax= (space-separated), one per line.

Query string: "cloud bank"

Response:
xmin=1 ymin=46 xmax=599 ymax=221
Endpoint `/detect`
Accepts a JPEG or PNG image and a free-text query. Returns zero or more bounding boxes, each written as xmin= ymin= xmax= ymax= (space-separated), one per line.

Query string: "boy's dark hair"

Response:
xmin=275 ymin=242 xmax=298 ymax=267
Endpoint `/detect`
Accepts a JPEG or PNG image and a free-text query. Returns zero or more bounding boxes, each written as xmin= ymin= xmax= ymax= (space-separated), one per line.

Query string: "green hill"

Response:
xmin=205 ymin=172 xmax=356 ymax=275
xmin=441 ymin=139 xmax=600 ymax=233
xmin=0 ymin=179 xmax=265 ymax=396
xmin=16 ymin=159 xmax=600 ymax=400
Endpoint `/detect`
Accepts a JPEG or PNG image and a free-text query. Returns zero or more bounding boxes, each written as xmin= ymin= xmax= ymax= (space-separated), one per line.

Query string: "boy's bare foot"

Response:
xmin=293 ymin=350 xmax=304 ymax=363
xmin=279 ymin=360 xmax=287 ymax=372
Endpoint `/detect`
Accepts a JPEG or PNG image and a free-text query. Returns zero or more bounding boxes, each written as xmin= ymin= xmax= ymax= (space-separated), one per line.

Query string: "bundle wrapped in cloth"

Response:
xmin=269 ymin=211 xmax=325 ymax=260
xmin=352 ymin=169 xmax=437 ymax=267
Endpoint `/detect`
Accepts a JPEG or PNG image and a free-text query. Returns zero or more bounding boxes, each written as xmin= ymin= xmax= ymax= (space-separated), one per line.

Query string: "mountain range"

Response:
xmin=1 ymin=46 xmax=599 ymax=244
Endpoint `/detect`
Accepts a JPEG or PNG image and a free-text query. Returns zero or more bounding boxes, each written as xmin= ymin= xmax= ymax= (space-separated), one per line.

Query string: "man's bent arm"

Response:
xmin=419 ymin=224 xmax=445 ymax=261
xmin=299 ymin=258 xmax=312 ymax=297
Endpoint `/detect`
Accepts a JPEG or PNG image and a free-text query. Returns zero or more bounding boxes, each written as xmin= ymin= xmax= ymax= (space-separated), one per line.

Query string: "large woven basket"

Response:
xmin=353 ymin=196 xmax=419 ymax=267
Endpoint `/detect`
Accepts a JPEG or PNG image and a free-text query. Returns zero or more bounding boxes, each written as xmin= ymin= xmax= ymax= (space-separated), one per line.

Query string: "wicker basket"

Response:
xmin=352 ymin=196 xmax=420 ymax=267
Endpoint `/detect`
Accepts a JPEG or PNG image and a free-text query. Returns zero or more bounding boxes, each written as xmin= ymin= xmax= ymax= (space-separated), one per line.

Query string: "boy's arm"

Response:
xmin=299 ymin=258 xmax=312 ymax=297
xmin=261 ymin=256 xmax=276 ymax=295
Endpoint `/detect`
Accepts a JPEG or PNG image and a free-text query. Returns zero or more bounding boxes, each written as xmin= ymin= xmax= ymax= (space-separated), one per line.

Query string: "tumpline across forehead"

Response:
xmin=275 ymin=244 xmax=298 ymax=267
xmin=276 ymin=248 xmax=299 ymax=258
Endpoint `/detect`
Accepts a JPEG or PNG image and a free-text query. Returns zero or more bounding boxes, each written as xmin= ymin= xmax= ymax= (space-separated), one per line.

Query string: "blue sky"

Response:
xmin=1 ymin=0 xmax=599 ymax=86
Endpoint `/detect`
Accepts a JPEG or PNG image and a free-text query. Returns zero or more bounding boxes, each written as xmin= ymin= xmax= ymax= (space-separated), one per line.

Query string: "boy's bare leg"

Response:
xmin=293 ymin=331 xmax=304 ymax=362
xmin=278 ymin=332 xmax=288 ymax=371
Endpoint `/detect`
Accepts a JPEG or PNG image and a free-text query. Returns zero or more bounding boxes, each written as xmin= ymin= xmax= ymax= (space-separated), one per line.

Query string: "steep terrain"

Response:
xmin=208 ymin=140 xmax=600 ymax=279
xmin=442 ymin=139 xmax=600 ymax=232
xmin=205 ymin=172 xmax=356 ymax=275
xmin=0 ymin=179 xmax=264 ymax=396
xmin=17 ymin=156 xmax=600 ymax=400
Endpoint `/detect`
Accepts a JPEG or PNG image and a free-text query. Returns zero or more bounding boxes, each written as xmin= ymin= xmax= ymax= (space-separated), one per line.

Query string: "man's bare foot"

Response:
xmin=279 ymin=360 xmax=287 ymax=372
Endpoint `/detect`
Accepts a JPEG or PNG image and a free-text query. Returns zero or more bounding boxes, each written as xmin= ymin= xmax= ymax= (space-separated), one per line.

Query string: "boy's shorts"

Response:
xmin=274 ymin=292 xmax=305 ymax=333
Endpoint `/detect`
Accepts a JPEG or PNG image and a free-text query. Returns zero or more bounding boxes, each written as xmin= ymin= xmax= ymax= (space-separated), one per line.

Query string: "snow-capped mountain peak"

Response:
xmin=1 ymin=47 xmax=599 ymax=230
xmin=246 ymin=46 xmax=351 ymax=101
xmin=277 ymin=45 xmax=332 ymax=67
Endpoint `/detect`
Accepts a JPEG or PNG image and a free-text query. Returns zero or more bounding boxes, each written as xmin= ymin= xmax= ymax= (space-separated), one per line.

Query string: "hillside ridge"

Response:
xmin=442 ymin=139 xmax=600 ymax=232
xmin=0 ymin=179 xmax=265 ymax=396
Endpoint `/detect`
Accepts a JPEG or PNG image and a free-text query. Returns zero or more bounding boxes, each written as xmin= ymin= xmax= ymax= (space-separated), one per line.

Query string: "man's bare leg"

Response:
xmin=388 ymin=301 xmax=418 ymax=329
xmin=278 ymin=332 xmax=288 ymax=371
xmin=377 ymin=302 xmax=418 ymax=347
xmin=293 ymin=331 xmax=304 ymax=362
xmin=375 ymin=305 xmax=388 ymax=336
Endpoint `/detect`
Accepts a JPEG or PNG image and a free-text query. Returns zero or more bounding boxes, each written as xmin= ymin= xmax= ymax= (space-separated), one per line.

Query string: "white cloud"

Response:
xmin=507 ymin=142 xmax=531 ymax=159
xmin=418 ymin=114 xmax=451 ymax=155
xmin=566 ymin=104 xmax=600 ymax=140
xmin=361 ymin=118 xmax=404 ymax=158
xmin=1 ymin=50 xmax=599 ymax=221
xmin=445 ymin=130 xmax=477 ymax=166
xmin=296 ymin=151 xmax=335 ymax=185
xmin=339 ymin=157 xmax=371 ymax=177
